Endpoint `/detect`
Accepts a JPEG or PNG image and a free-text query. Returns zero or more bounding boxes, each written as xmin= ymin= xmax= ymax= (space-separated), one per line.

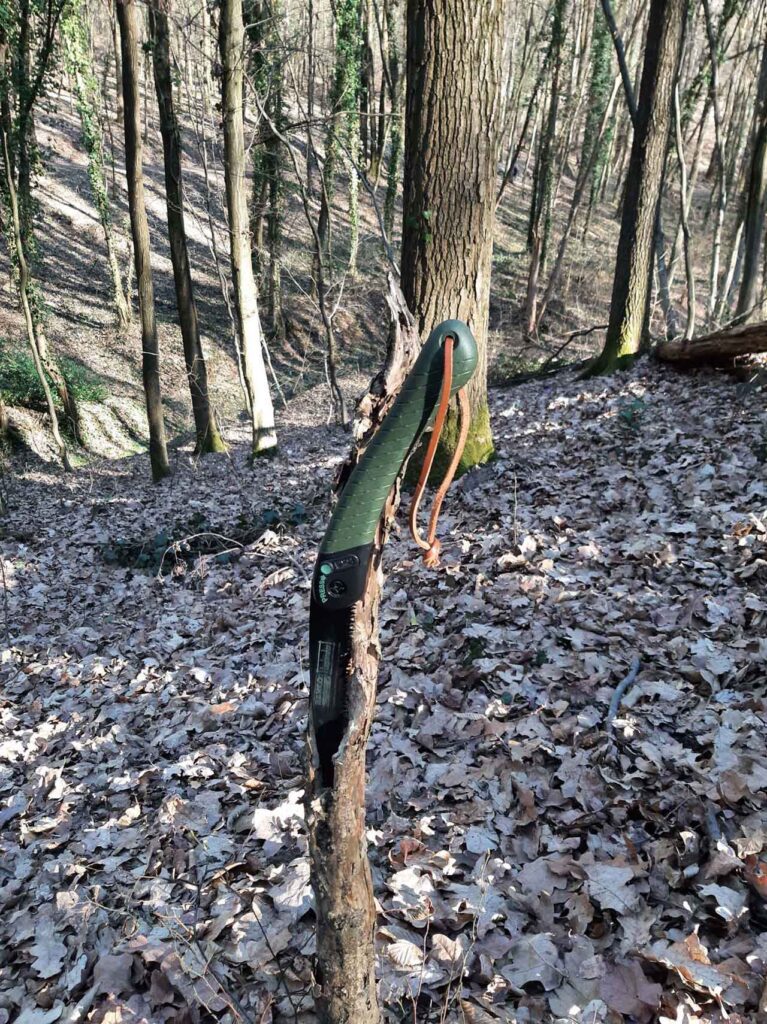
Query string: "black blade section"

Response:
xmin=309 ymin=596 xmax=354 ymax=787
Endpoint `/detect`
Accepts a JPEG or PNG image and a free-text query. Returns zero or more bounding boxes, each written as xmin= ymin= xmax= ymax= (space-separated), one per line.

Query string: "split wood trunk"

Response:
xmin=306 ymin=276 xmax=420 ymax=1024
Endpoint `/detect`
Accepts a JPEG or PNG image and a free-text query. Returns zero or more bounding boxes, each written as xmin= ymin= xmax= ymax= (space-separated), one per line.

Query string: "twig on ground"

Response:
xmin=0 ymin=554 xmax=9 ymax=648
xmin=606 ymin=655 xmax=642 ymax=725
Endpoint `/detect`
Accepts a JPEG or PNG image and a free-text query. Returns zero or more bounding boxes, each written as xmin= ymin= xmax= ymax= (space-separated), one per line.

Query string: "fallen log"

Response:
xmin=656 ymin=320 xmax=767 ymax=364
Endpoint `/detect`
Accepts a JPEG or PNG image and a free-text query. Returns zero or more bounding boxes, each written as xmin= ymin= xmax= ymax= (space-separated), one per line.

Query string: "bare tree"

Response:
xmin=116 ymin=0 xmax=171 ymax=480
xmin=148 ymin=0 xmax=226 ymax=454
xmin=735 ymin=32 xmax=767 ymax=321
xmin=590 ymin=0 xmax=686 ymax=374
xmin=218 ymin=0 xmax=277 ymax=456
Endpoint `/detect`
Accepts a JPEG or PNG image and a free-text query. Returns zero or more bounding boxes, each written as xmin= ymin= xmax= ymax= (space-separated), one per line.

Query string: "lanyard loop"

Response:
xmin=408 ymin=334 xmax=471 ymax=567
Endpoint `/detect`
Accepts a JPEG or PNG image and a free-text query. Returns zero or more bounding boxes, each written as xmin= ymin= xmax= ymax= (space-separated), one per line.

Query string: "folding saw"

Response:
xmin=309 ymin=319 xmax=478 ymax=784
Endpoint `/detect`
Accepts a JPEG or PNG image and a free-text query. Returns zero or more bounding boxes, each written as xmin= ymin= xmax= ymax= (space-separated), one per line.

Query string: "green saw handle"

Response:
xmin=323 ymin=319 xmax=477 ymax=554
xmin=311 ymin=319 xmax=477 ymax=611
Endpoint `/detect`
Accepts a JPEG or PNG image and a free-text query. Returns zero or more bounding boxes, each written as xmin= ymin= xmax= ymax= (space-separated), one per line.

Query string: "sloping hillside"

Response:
xmin=2 ymin=360 xmax=766 ymax=1023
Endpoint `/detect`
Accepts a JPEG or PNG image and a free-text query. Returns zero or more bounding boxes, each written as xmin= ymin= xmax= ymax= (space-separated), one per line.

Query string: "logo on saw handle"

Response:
xmin=317 ymin=555 xmax=359 ymax=604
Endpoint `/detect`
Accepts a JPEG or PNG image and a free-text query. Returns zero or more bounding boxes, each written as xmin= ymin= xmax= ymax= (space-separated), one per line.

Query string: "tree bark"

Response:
xmin=656 ymin=320 xmax=767 ymax=364
xmin=672 ymin=83 xmax=695 ymax=339
xmin=0 ymin=118 xmax=71 ymax=471
xmin=702 ymin=0 xmax=727 ymax=321
xmin=9 ymin=0 xmax=83 ymax=441
xmin=307 ymin=275 xmax=420 ymax=1024
xmin=218 ymin=0 xmax=277 ymax=455
xmin=64 ymin=0 xmax=131 ymax=332
xmin=401 ymin=0 xmax=503 ymax=473
xmin=525 ymin=0 xmax=569 ymax=335
xmin=590 ymin=0 xmax=686 ymax=374
xmin=538 ymin=72 xmax=622 ymax=328
xmin=383 ymin=0 xmax=402 ymax=239
xmin=735 ymin=34 xmax=767 ymax=321
xmin=117 ymin=0 xmax=171 ymax=481
xmin=600 ymin=0 xmax=680 ymax=342
xmin=148 ymin=0 xmax=225 ymax=455
xmin=111 ymin=0 xmax=123 ymax=121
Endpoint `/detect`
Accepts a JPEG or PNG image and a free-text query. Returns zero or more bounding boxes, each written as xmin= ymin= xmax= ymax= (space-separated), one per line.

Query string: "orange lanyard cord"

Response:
xmin=408 ymin=335 xmax=471 ymax=567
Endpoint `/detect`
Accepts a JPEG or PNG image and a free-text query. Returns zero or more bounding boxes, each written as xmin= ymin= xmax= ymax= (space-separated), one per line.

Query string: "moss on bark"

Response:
xmin=406 ymin=397 xmax=494 ymax=486
xmin=197 ymin=424 xmax=227 ymax=454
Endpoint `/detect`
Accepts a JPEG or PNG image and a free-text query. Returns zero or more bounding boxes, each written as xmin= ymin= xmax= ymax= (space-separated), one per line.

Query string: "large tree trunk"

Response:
xmin=590 ymin=0 xmax=686 ymax=374
xmin=117 ymin=0 xmax=171 ymax=481
xmin=219 ymin=0 xmax=277 ymax=456
xmin=401 ymin=0 xmax=503 ymax=473
xmin=307 ymin=276 xmax=420 ymax=1024
xmin=656 ymin=320 xmax=767 ymax=364
xmin=148 ymin=0 xmax=225 ymax=455
xmin=735 ymin=34 xmax=767 ymax=322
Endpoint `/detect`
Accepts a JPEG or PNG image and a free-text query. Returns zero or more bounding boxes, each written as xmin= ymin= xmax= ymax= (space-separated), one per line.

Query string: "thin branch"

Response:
xmin=607 ymin=656 xmax=642 ymax=726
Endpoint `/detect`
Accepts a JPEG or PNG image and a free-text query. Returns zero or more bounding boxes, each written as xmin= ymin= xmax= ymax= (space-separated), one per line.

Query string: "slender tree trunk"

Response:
xmin=11 ymin=1 xmax=82 ymax=441
xmin=668 ymin=98 xmax=708 ymax=291
xmin=111 ymin=0 xmax=123 ymax=122
xmin=601 ymin=0 xmax=678 ymax=341
xmin=0 ymin=120 xmax=71 ymax=471
xmin=117 ymin=0 xmax=171 ymax=480
xmin=735 ymin=34 xmax=767 ymax=321
xmin=65 ymin=0 xmax=130 ymax=332
xmin=525 ymin=0 xmax=569 ymax=335
xmin=702 ymin=0 xmax=726 ymax=321
xmin=247 ymin=0 xmax=285 ymax=338
xmin=148 ymin=0 xmax=225 ymax=454
xmin=246 ymin=0 xmax=268 ymax=283
xmin=383 ymin=0 xmax=402 ymax=239
xmin=219 ymin=0 xmax=277 ymax=455
xmin=359 ymin=0 xmax=374 ymax=168
xmin=719 ymin=216 xmax=745 ymax=317
xmin=370 ymin=2 xmax=387 ymax=183
xmin=401 ymin=0 xmax=504 ymax=473
xmin=306 ymin=0 xmax=316 ymax=193
xmin=538 ymin=74 xmax=622 ymax=326
xmin=673 ymin=83 xmax=695 ymax=338
xmin=318 ymin=0 xmax=362 ymax=273
xmin=16 ymin=0 xmax=34 ymax=246
xmin=590 ymin=0 xmax=686 ymax=374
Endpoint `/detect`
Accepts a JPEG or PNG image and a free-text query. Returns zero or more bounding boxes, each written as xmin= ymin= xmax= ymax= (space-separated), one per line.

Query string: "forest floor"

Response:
xmin=2 ymin=357 xmax=767 ymax=1024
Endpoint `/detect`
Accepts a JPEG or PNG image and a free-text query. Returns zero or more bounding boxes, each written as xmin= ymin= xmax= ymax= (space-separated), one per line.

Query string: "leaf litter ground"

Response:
xmin=1 ymin=362 xmax=766 ymax=1024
